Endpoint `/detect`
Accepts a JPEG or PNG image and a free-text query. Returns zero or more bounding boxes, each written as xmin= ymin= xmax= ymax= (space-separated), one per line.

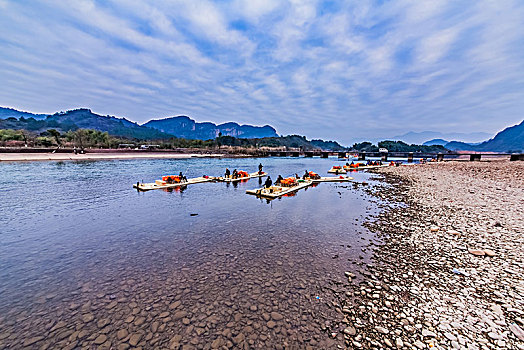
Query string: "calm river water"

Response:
xmin=0 ymin=157 xmax=381 ymax=349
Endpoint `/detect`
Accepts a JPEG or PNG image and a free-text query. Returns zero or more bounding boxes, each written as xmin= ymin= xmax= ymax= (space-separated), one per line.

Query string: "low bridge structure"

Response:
xmin=352 ymin=151 xmax=522 ymax=162
xmin=260 ymin=150 xmax=523 ymax=161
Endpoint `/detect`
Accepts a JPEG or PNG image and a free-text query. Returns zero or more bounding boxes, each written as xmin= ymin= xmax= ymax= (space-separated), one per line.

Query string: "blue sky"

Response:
xmin=1 ymin=0 xmax=523 ymax=144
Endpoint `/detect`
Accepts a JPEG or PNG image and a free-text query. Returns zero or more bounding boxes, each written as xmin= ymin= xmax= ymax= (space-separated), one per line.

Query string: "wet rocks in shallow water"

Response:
xmin=93 ymin=334 xmax=107 ymax=345
xmin=128 ymin=333 xmax=142 ymax=346
xmin=117 ymin=329 xmax=128 ymax=340
xmin=82 ymin=313 xmax=94 ymax=323
xmin=23 ymin=336 xmax=44 ymax=347
xmin=173 ymin=310 xmax=187 ymax=320
xmin=169 ymin=300 xmax=182 ymax=309
xmin=97 ymin=318 xmax=110 ymax=329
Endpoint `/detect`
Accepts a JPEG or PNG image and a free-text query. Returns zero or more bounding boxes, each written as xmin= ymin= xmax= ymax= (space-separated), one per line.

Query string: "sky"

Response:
xmin=1 ymin=0 xmax=524 ymax=144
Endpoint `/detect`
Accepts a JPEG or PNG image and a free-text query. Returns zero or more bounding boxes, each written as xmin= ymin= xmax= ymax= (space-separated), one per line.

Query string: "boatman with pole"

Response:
xmin=258 ymin=163 xmax=263 ymax=174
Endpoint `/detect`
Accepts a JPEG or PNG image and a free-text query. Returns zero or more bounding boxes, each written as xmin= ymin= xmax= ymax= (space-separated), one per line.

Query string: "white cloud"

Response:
xmin=417 ymin=28 xmax=459 ymax=64
xmin=232 ymin=0 xmax=280 ymax=22
xmin=0 ymin=0 xmax=523 ymax=143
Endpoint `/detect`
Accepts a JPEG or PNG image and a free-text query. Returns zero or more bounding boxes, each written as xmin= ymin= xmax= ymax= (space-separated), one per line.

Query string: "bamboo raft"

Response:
xmin=344 ymin=164 xmax=389 ymax=171
xmin=215 ymin=171 xmax=267 ymax=183
xmin=327 ymin=166 xmax=347 ymax=174
xmin=310 ymin=175 xmax=353 ymax=183
xmin=246 ymin=180 xmax=312 ymax=199
xmin=133 ymin=176 xmax=214 ymax=191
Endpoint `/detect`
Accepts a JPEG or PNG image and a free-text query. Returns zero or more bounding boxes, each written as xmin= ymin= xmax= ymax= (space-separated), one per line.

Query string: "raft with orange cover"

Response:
xmin=347 ymin=164 xmax=389 ymax=170
xmin=246 ymin=179 xmax=312 ymax=199
xmin=133 ymin=175 xmax=214 ymax=191
xmin=328 ymin=165 xmax=348 ymax=174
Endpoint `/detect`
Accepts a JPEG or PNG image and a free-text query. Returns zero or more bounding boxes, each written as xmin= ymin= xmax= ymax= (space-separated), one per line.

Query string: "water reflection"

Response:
xmin=0 ymin=157 xmax=380 ymax=349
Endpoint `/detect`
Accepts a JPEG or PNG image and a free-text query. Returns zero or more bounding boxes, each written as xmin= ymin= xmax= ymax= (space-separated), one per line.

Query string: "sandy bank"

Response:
xmin=339 ymin=161 xmax=524 ymax=349
xmin=0 ymin=152 xmax=225 ymax=162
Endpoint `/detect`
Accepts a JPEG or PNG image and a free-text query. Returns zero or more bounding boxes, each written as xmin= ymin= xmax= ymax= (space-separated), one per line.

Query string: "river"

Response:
xmin=0 ymin=157 xmax=381 ymax=349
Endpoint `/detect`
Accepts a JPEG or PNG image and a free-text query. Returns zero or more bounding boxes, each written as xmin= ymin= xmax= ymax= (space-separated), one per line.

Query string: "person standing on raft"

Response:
xmin=303 ymin=170 xmax=309 ymax=179
xmin=264 ymin=176 xmax=272 ymax=188
xmin=258 ymin=163 xmax=263 ymax=174
xmin=225 ymin=168 xmax=231 ymax=178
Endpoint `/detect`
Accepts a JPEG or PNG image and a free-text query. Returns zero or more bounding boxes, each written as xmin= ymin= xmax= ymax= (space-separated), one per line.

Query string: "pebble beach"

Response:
xmin=341 ymin=161 xmax=524 ymax=349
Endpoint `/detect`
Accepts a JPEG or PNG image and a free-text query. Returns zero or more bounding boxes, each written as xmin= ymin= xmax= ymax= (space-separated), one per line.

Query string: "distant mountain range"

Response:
xmin=0 ymin=106 xmax=47 ymax=120
xmin=143 ymin=116 xmax=277 ymax=140
xmin=422 ymin=139 xmax=450 ymax=146
xmin=392 ymin=131 xmax=492 ymax=144
xmin=420 ymin=120 xmax=523 ymax=152
xmin=1 ymin=106 xmax=522 ymax=152
xmin=443 ymin=120 xmax=524 ymax=152
xmin=0 ymin=107 xmax=278 ymax=140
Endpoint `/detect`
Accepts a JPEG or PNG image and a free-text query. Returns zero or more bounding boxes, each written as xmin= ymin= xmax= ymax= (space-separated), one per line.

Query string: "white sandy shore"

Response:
xmin=0 ymin=152 xmax=224 ymax=162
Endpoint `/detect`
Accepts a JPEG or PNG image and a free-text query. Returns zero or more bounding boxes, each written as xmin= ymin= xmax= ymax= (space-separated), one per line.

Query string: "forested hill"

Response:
xmin=0 ymin=107 xmax=47 ymax=120
xmin=0 ymin=109 xmax=172 ymax=140
xmin=143 ymin=116 xmax=278 ymax=140
xmin=444 ymin=120 xmax=524 ymax=152
xmin=0 ymin=107 xmax=347 ymax=150
xmin=0 ymin=107 xmax=278 ymax=140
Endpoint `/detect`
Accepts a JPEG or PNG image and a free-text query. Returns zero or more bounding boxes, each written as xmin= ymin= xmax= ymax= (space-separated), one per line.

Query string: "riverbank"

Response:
xmin=0 ymin=152 xmax=226 ymax=162
xmin=340 ymin=161 xmax=524 ymax=349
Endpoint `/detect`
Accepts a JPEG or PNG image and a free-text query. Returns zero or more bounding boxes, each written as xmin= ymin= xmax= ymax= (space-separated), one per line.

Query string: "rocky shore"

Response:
xmin=339 ymin=161 xmax=524 ymax=349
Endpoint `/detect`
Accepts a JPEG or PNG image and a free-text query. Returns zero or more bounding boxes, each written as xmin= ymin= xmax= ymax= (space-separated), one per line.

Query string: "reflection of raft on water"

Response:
xmin=133 ymin=175 xmax=214 ymax=191
xmin=246 ymin=179 xmax=312 ymax=199
xmin=215 ymin=171 xmax=267 ymax=183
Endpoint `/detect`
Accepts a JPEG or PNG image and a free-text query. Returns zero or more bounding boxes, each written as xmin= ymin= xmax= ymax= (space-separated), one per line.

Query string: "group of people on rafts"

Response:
xmin=263 ymin=169 xmax=319 ymax=188
xmin=224 ymin=163 xmax=264 ymax=179
xmin=345 ymin=160 xmax=383 ymax=167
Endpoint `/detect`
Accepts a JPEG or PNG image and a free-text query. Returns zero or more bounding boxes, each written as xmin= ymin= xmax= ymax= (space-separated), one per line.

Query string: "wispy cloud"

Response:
xmin=0 ymin=0 xmax=523 ymax=144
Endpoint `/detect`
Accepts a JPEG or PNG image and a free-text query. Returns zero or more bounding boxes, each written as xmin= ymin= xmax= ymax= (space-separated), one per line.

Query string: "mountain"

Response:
xmin=0 ymin=108 xmax=173 ymax=140
xmin=444 ymin=141 xmax=476 ymax=151
xmin=310 ymin=139 xmax=347 ymax=151
xmin=423 ymin=138 xmax=449 ymax=146
xmin=143 ymin=116 xmax=278 ymax=140
xmin=392 ymin=131 xmax=492 ymax=144
xmin=445 ymin=120 xmax=524 ymax=152
xmin=0 ymin=107 xmax=47 ymax=120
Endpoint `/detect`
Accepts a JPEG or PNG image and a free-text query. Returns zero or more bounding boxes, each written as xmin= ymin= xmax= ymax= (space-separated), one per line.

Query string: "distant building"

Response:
xmin=139 ymin=144 xmax=160 ymax=150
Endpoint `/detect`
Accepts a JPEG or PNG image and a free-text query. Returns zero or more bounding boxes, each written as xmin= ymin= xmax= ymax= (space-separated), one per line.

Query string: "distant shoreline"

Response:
xmin=0 ymin=152 xmax=227 ymax=162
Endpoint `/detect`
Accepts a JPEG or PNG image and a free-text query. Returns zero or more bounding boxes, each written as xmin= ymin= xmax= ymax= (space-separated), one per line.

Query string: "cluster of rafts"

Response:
xmin=328 ymin=162 xmax=389 ymax=174
xmin=133 ymin=162 xmax=395 ymax=199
